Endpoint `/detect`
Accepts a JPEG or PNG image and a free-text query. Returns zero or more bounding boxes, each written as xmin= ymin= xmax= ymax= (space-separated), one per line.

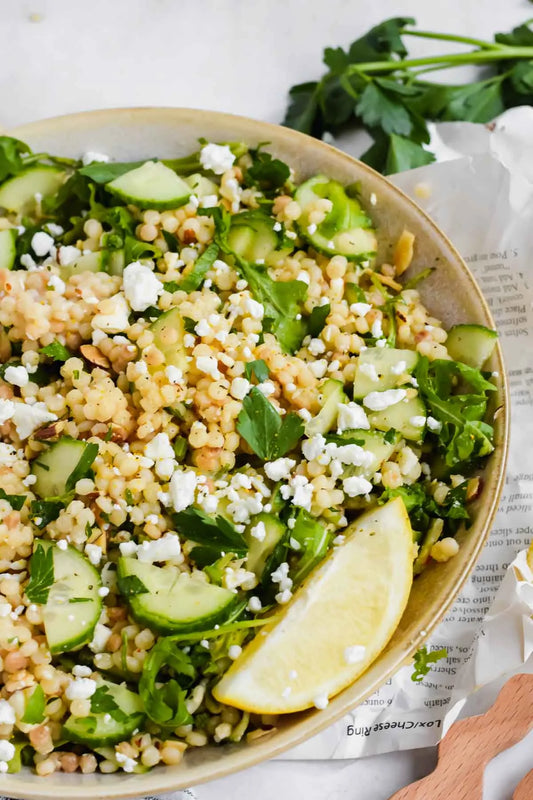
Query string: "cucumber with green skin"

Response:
xmin=63 ymin=680 xmax=144 ymax=746
xmin=353 ymin=348 xmax=419 ymax=399
xmin=305 ymin=378 xmax=346 ymax=437
xmin=106 ymin=161 xmax=192 ymax=210
xmin=59 ymin=250 xmax=104 ymax=279
xmin=117 ymin=557 xmax=239 ymax=634
xmin=31 ymin=437 xmax=99 ymax=499
xmin=368 ymin=395 xmax=426 ymax=442
xmin=446 ymin=324 xmax=498 ymax=369
xmin=0 ymin=228 xmax=17 ymax=270
xmin=35 ymin=542 xmax=102 ymax=654
xmin=333 ymin=428 xmax=400 ymax=479
xmin=0 ymin=165 xmax=65 ymax=214
xmin=150 ymin=307 xmax=189 ymax=373
xmin=295 ymin=175 xmax=377 ymax=261
xmin=245 ymin=513 xmax=286 ymax=579
xmin=228 ymin=210 xmax=292 ymax=263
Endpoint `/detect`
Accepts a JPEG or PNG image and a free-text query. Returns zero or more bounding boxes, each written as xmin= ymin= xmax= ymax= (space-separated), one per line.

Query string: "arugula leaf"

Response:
xmin=180 ymin=243 xmax=219 ymax=292
xmin=90 ymin=685 xmax=128 ymax=722
xmin=21 ymin=684 xmax=46 ymax=724
xmin=307 ymin=303 xmax=330 ymax=337
xmin=25 ymin=543 xmax=55 ymax=604
xmin=39 ymin=340 xmax=71 ymax=362
xmin=78 ymin=160 xmax=146 ymax=183
xmin=237 ymin=387 xmax=304 ymax=460
xmin=244 ymin=359 xmax=270 ymax=383
xmin=290 ymin=509 xmax=331 ymax=585
xmin=65 ymin=441 xmax=99 ymax=492
xmin=380 ymin=481 xmax=470 ymax=539
xmin=42 ymin=171 xmax=91 ymax=220
xmin=29 ymin=499 xmax=66 ymax=528
xmin=117 ymin=574 xmax=149 ymax=597
xmin=411 ymin=645 xmax=448 ymax=682
xmin=0 ymin=488 xmax=26 ymax=511
xmin=0 ymin=136 xmax=31 ymax=181
xmin=173 ymin=507 xmax=247 ymax=556
xmin=123 ymin=235 xmax=161 ymax=264
xmin=244 ymin=148 xmax=291 ymax=196
xmin=139 ymin=638 xmax=195 ymax=727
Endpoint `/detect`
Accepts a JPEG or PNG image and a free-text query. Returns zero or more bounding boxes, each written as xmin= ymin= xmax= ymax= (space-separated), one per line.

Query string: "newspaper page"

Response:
xmin=281 ymin=106 xmax=533 ymax=760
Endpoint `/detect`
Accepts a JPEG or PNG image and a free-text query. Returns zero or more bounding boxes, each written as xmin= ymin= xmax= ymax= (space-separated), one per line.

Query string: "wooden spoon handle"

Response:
xmin=513 ymin=769 xmax=533 ymax=799
xmin=388 ymin=674 xmax=533 ymax=800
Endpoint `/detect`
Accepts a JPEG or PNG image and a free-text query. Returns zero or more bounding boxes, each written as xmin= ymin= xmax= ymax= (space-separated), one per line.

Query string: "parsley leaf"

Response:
xmin=180 ymin=243 xmax=219 ymax=292
xmin=173 ymin=507 xmax=247 ymax=556
xmin=0 ymin=136 xmax=31 ymax=181
xmin=21 ymin=684 xmax=46 ymax=724
xmin=29 ymin=499 xmax=66 ymax=529
xmin=244 ymin=359 xmax=270 ymax=383
xmin=307 ymin=303 xmax=330 ymax=337
xmin=78 ymin=160 xmax=146 ymax=183
xmin=244 ymin=148 xmax=291 ymax=196
xmin=65 ymin=441 xmax=99 ymax=492
xmin=25 ymin=543 xmax=55 ymax=604
xmin=411 ymin=645 xmax=448 ymax=682
xmin=90 ymin=685 xmax=128 ymax=723
xmin=0 ymin=488 xmax=26 ymax=511
xmin=117 ymin=574 xmax=149 ymax=597
xmin=237 ymin=387 xmax=304 ymax=460
xmin=139 ymin=638 xmax=195 ymax=728
xmin=39 ymin=340 xmax=72 ymax=362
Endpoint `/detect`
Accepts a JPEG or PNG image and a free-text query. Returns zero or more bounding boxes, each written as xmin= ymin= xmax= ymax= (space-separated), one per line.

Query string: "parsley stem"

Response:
xmin=401 ymin=29 xmax=503 ymax=51
xmin=347 ymin=46 xmax=533 ymax=76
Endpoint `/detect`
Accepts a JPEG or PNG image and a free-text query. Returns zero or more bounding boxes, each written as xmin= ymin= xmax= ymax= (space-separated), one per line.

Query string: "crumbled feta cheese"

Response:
xmin=223 ymin=566 xmax=257 ymax=592
xmin=145 ymin=432 xmax=174 ymax=462
xmin=363 ymin=389 xmax=406 ymax=411
xmin=337 ymin=402 xmax=370 ymax=433
xmin=329 ymin=459 xmax=343 ymax=479
xmin=91 ymin=293 xmax=130 ymax=333
xmin=165 ymin=365 xmax=183 ymax=384
xmin=250 ymin=520 xmax=266 ymax=542
xmin=427 ymin=416 xmax=442 ymax=432
xmin=331 ymin=444 xmax=374 ymax=467
xmin=228 ymin=645 xmax=242 ymax=660
xmin=199 ymin=143 xmax=235 ymax=175
xmin=273 ymin=221 xmax=282 ymax=232
xmin=247 ymin=596 xmax=262 ymax=612
xmin=119 ymin=541 xmax=138 ymax=557
xmin=343 ymin=475 xmax=372 ymax=497
xmin=0 ymin=740 xmax=15 ymax=763
xmin=47 ymin=273 xmax=66 ymax=294
xmin=65 ymin=677 xmax=97 ymax=700
xmin=376 ymin=338 xmax=387 ymax=348
xmin=230 ymin=377 xmax=251 ymax=400
xmin=297 ymin=408 xmax=312 ymax=422
xmin=72 ymin=664 xmax=93 ymax=678
xmin=12 ymin=401 xmax=57 ymax=440
xmin=82 ymin=151 xmax=109 ymax=166
xmin=196 ymin=355 xmax=221 ymax=380
xmin=137 ymin=532 xmax=181 ymax=564
xmin=264 ymin=458 xmax=295 ymax=482
xmin=290 ymin=474 xmax=313 ymax=510
xmin=195 ymin=319 xmax=211 ymax=337
xmin=169 ymin=469 xmax=197 ymax=513
xmin=313 ymin=693 xmax=329 ymax=710
xmin=350 ymin=302 xmax=372 ymax=317
xmin=45 ymin=222 xmax=64 ymax=237
xmin=344 ymin=645 xmax=366 ymax=664
xmin=20 ymin=253 xmax=37 ymax=270
xmin=390 ymin=360 xmax=407 ymax=375
xmin=302 ymin=434 xmax=326 ymax=462
xmin=359 ymin=362 xmax=379 ymax=382
xmin=0 ymin=398 xmax=15 ymax=424
xmin=4 ymin=365 xmax=29 ymax=387
xmin=244 ymin=297 xmax=264 ymax=319
xmin=115 ymin=751 xmax=137 ymax=773
xmin=31 ymin=231 xmax=54 ymax=257
xmin=371 ymin=318 xmax=383 ymax=338
xmin=85 ymin=544 xmax=102 ymax=566
xmin=308 ymin=337 xmax=326 ymax=356
xmin=256 ymin=381 xmax=276 ymax=397
xmin=0 ymin=698 xmax=16 ymax=725
xmin=410 ymin=415 xmax=426 ymax=428
xmin=58 ymin=245 xmax=81 ymax=266
xmin=275 ymin=588 xmax=293 ymax=605
xmin=123 ymin=261 xmax=163 ymax=312
xmin=89 ymin=623 xmax=112 ymax=653
xmin=296 ymin=270 xmax=310 ymax=284
xmin=309 ymin=359 xmax=328 ymax=378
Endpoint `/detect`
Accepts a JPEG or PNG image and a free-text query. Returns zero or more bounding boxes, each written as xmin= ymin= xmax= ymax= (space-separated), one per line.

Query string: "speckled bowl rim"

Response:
xmin=2 ymin=107 xmax=509 ymax=800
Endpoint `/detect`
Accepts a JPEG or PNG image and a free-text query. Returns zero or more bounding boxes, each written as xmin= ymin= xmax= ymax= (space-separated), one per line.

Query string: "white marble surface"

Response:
xmin=2 ymin=1 xmax=532 ymax=797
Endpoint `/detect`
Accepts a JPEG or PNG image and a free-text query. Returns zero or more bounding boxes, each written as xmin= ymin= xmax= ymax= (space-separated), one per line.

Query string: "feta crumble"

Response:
xmin=31 ymin=231 xmax=55 ymax=257
xmin=12 ymin=401 xmax=57 ymax=440
xmin=343 ymin=475 xmax=372 ymax=497
xmin=123 ymin=261 xmax=163 ymax=311
xmin=4 ymin=365 xmax=29 ymax=387
xmin=169 ymin=469 xmax=198 ymax=513
xmin=199 ymin=143 xmax=235 ymax=175
xmin=363 ymin=389 xmax=407 ymax=411
xmin=337 ymin=402 xmax=370 ymax=433
xmin=0 ymin=398 xmax=15 ymax=424
xmin=65 ymin=677 xmax=97 ymax=700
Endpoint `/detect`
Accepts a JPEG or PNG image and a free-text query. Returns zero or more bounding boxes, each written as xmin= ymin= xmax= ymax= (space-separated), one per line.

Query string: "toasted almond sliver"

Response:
xmin=393 ymin=229 xmax=415 ymax=276
xmin=80 ymin=344 xmax=110 ymax=369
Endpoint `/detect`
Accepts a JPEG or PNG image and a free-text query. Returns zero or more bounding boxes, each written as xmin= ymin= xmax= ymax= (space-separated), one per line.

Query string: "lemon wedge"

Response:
xmin=213 ymin=497 xmax=414 ymax=714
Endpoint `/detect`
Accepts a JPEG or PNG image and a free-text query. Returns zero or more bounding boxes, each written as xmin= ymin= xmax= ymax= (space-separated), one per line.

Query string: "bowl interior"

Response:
xmin=3 ymin=108 xmax=508 ymax=800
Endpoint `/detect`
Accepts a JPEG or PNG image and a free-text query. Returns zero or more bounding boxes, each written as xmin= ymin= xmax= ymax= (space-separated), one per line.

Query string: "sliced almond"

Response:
xmin=393 ymin=229 xmax=415 ymax=275
xmin=80 ymin=344 xmax=110 ymax=369
xmin=33 ymin=419 xmax=65 ymax=440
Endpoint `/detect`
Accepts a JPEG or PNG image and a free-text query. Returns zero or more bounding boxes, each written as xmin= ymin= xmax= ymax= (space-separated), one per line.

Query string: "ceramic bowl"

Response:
xmin=3 ymin=108 xmax=509 ymax=800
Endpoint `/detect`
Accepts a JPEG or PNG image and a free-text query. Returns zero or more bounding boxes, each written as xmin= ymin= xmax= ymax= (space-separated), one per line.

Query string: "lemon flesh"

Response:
xmin=213 ymin=497 xmax=414 ymax=713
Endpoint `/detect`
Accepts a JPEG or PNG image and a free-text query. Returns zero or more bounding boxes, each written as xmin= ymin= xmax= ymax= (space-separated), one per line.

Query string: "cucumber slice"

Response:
xmin=107 ymin=249 xmax=125 ymax=276
xmin=228 ymin=211 xmax=291 ymax=263
xmin=63 ymin=680 xmax=144 ymax=746
xmin=246 ymin=513 xmax=286 ymax=579
xmin=446 ymin=324 xmax=498 ymax=369
xmin=368 ymin=395 xmax=426 ymax=442
xmin=59 ymin=250 xmax=104 ymax=280
xmin=305 ymin=379 xmax=346 ymax=437
xmin=150 ymin=307 xmax=189 ymax=373
xmin=33 ymin=542 xmax=102 ymax=654
xmin=106 ymin=161 xmax=191 ymax=210
xmin=0 ymin=166 xmax=65 ymax=214
xmin=31 ymin=437 xmax=99 ymax=498
xmin=295 ymin=175 xmax=377 ymax=261
xmin=117 ymin=557 xmax=238 ymax=634
xmin=353 ymin=348 xmax=419 ymax=399
xmin=334 ymin=429 xmax=400 ymax=479
xmin=0 ymin=228 xmax=17 ymax=270
xmin=186 ymin=173 xmax=219 ymax=198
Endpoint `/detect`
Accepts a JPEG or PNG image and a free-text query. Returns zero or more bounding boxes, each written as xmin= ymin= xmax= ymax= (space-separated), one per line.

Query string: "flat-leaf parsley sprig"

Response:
xmin=283 ymin=17 xmax=533 ymax=173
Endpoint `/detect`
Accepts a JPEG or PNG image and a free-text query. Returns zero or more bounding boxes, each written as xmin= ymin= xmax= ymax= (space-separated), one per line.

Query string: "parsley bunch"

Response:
xmin=283 ymin=17 xmax=533 ymax=173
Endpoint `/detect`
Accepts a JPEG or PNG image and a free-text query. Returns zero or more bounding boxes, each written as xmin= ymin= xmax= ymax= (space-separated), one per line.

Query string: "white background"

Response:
xmin=2 ymin=1 xmax=532 ymax=798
